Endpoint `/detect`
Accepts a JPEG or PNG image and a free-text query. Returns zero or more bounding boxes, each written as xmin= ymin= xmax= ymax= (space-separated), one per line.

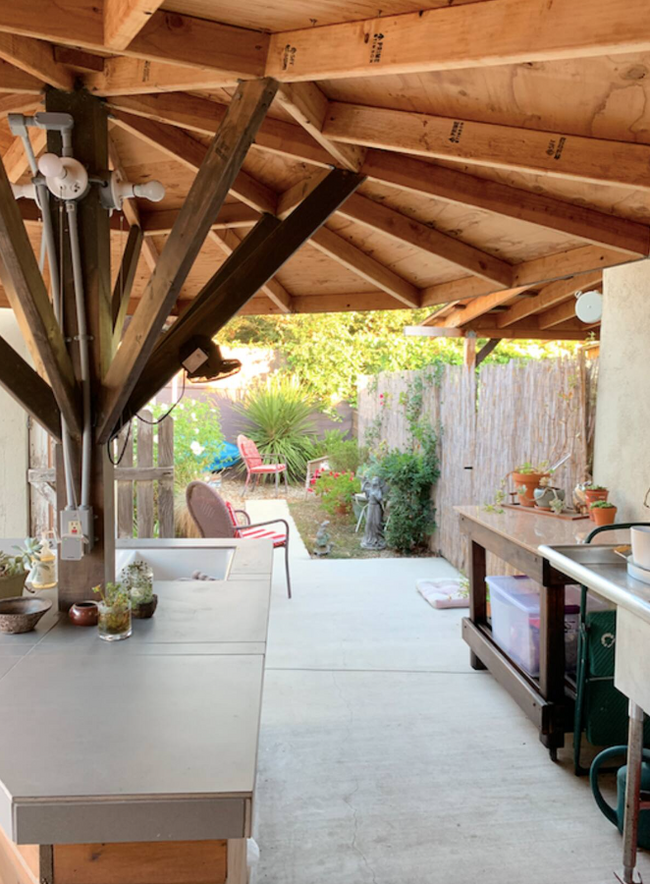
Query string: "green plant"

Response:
xmin=120 ymin=560 xmax=154 ymax=605
xmin=319 ymin=430 xmax=367 ymax=474
xmin=234 ymin=377 xmax=318 ymax=481
xmin=150 ymin=398 xmax=224 ymax=492
xmin=313 ymin=470 xmax=361 ymax=516
xmin=0 ymin=550 xmax=25 ymax=578
xmin=586 ymin=483 xmax=608 ymax=491
xmin=590 ymin=500 xmax=616 ymax=509
xmin=92 ymin=581 xmax=130 ymax=606
xmin=13 ymin=538 xmax=42 ymax=571
xmin=93 ymin=582 xmax=131 ymax=636
xmin=514 ymin=461 xmax=549 ymax=475
xmin=549 ymin=495 xmax=566 ymax=515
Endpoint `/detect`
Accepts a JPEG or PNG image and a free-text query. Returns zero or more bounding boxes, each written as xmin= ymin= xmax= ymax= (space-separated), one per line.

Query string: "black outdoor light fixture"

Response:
xmin=179 ymin=335 xmax=242 ymax=384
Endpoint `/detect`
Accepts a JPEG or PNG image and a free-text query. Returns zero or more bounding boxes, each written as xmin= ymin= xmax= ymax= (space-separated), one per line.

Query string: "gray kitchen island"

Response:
xmin=0 ymin=538 xmax=274 ymax=884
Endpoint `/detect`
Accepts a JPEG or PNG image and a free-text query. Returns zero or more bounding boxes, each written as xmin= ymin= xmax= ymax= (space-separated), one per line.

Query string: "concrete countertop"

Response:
xmin=0 ymin=539 xmax=273 ymax=846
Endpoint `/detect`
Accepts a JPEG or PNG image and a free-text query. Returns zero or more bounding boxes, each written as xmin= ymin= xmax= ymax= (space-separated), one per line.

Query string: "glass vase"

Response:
xmin=120 ymin=560 xmax=154 ymax=606
xmin=98 ymin=599 xmax=132 ymax=641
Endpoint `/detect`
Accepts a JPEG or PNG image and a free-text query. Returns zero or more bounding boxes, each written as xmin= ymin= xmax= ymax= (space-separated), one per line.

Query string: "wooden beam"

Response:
xmin=110 ymin=109 xmax=277 ymax=214
xmin=0 ymin=34 xmax=74 ymax=90
xmin=275 ymin=83 xmax=365 ymax=171
xmin=4 ymin=127 xmax=46 ymax=182
xmin=0 ymin=58 xmax=43 ymax=93
xmin=105 ymin=93 xmax=650 ymax=257
xmin=421 ymin=246 xmax=634 ymax=308
xmin=141 ymin=203 xmax=260 ymax=235
xmin=85 ymin=58 xmax=243 ymax=97
xmin=497 ymin=272 xmax=602 ymax=327
xmin=53 ymin=47 xmax=104 ymax=73
xmin=0 ymin=92 xmax=41 ymax=117
xmin=112 ymin=224 xmax=143 ymax=344
xmin=276 ymin=170 xmax=329 ymax=219
xmin=362 ymin=151 xmax=650 ymax=258
xmin=97 ymin=78 xmax=279 ymax=444
xmin=104 ymin=0 xmax=165 ymax=51
xmin=475 ymin=338 xmax=499 ymax=367
xmin=0 ymin=334 xmax=61 ymax=439
xmin=463 ymin=335 xmax=476 ymax=369
xmin=325 ymin=103 xmax=650 ymax=191
xmin=438 ymin=286 xmax=533 ymax=328
xmin=209 ymin=229 xmax=293 ymax=313
xmin=309 ymin=226 xmax=420 ymax=308
xmin=0 ymin=139 xmax=80 ymax=436
xmin=266 ymin=0 xmax=650 ymax=81
xmin=108 ymin=134 xmax=159 ymax=273
xmin=338 ymin=193 xmax=514 ymax=286
xmin=538 ymin=299 xmax=582 ymax=329
xmin=124 ymin=169 xmax=364 ymax=421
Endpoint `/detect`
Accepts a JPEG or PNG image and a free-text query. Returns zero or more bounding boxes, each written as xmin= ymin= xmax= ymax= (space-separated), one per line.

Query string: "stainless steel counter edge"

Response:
xmin=539 ymin=543 xmax=650 ymax=625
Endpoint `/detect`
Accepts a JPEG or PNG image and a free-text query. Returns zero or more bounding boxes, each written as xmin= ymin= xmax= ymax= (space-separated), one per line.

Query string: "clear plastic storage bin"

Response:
xmin=486 ymin=575 xmax=595 ymax=677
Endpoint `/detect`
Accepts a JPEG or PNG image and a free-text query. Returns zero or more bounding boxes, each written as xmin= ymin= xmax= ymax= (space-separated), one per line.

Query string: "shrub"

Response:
xmin=312 ymin=469 xmax=361 ymax=516
xmin=319 ymin=429 xmax=367 ymax=474
xmin=235 ymin=377 xmax=318 ymax=482
xmin=150 ymin=398 xmax=224 ymax=492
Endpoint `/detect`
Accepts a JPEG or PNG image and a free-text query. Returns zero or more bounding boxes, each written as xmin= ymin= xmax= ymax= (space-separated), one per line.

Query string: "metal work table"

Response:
xmin=540 ymin=542 xmax=650 ymax=884
xmin=0 ymin=538 xmax=273 ymax=848
xmin=456 ymin=506 xmax=629 ymax=758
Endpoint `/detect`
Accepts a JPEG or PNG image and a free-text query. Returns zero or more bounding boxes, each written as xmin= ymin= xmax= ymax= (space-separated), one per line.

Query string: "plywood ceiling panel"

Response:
xmin=274 ymin=244 xmax=384 ymax=296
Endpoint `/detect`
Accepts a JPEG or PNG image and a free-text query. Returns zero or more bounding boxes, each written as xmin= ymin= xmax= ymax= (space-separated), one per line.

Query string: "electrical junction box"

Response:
xmin=60 ymin=508 xmax=94 ymax=561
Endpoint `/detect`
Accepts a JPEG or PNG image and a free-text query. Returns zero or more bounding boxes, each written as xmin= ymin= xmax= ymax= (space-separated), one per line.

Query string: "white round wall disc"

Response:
xmin=575 ymin=290 xmax=603 ymax=323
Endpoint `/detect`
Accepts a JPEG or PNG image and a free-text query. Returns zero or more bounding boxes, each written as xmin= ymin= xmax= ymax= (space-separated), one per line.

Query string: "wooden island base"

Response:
xmin=0 ymin=828 xmax=247 ymax=884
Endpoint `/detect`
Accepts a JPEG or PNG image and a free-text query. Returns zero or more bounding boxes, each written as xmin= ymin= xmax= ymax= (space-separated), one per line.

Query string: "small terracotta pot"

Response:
xmin=592 ymin=505 xmax=617 ymax=527
xmin=335 ymin=504 xmax=350 ymax=515
xmin=512 ymin=472 xmax=548 ymax=508
xmin=69 ymin=601 xmax=99 ymax=627
xmin=132 ymin=594 xmax=158 ymax=620
xmin=585 ymin=488 xmax=609 ymax=520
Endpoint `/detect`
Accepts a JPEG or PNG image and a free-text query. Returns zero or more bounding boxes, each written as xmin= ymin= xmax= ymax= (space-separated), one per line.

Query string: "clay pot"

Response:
xmin=533 ymin=486 xmax=565 ymax=510
xmin=592 ymin=505 xmax=617 ymax=527
xmin=69 ymin=601 xmax=99 ymax=627
xmin=512 ymin=472 xmax=548 ymax=508
xmin=132 ymin=594 xmax=158 ymax=620
xmin=585 ymin=488 xmax=609 ymax=520
xmin=335 ymin=504 xmax=350 ymax=515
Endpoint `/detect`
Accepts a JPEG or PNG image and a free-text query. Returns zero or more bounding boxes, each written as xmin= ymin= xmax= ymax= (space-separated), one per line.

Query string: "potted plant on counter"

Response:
xmin=585 ymin=484 xmax=609 ymax=520
xmin=511 ymin=462 xmax=550 ymax=508
xmin=92 ymin=582 xmax=132 ymax=641
xmin=120 ymin=559 xmax=157 ymax=619
xmin=0 ymin=551 xmax=26 ymax=600
xmin=590 ymin=500 xmax=617 ymax=527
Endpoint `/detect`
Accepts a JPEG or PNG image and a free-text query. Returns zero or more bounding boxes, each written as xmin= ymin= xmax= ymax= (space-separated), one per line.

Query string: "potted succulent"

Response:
xmin=534 ymin=480 xmax=566 ymax=511
xmin=92 ymin=581 xmax=132 ymax=641
xmin=511 ymin=462 xmax=550 ymax=508
xmin=585 ymin=484 xmax=609 ymax=520
xmin=0 ymin=551 xmax=27 ymax=600
xmin=119 ymin=559 xmax=157 ymax=619
xmin=590 ymin=500 xmax=617 ymax=527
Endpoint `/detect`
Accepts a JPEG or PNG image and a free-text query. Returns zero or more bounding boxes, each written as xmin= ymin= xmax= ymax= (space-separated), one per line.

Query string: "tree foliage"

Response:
xmin=219 ymin=311 xmax=580 ymax=406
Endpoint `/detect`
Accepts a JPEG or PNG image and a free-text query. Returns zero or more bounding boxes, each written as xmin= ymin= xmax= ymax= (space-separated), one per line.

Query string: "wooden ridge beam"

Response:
xmin=275 ymin=83 xmax=365 ymax=171
xmin=112 ymin=224 xmax=144 ymax=345
xmin=97 ymin=78 xmax=279 ymax=444
xmin=0 ymin=149 xmax=80 ymax=436
xmin=106 ymin=93 xmax=650 ymax=257
xmin=338 ymin=193 xmax=514 ymax=286
xmin=362 ymin=151 xmax=650 ymax=258
xmin=110 ymin=109 xmax=277 ymax=214
xmin=438 ymin=286 xmax=533 ymax=328
xmin=126 ymin=169 xmax=363 ymax=419
xmin=266 ymin=0 xmax=650 ymax=81
xmin=209 ymin=228 xmax=293 ymax=313
xmin=421 ymin=245 xmax=635 ymax=308
xmin=0 ymin=34 xmax=74 ymax=90
xmin=104 ymin=0 xmax=165 ymax=52
xmin=325 ymin=103 xmax=650 ymax=191
xmin=0 ymin=334 xmax=61 ymax=440
xmin=497 ymin=271 xmax=602 ymax=328
xmin=309 ymin=226 xmax=420 ymax=308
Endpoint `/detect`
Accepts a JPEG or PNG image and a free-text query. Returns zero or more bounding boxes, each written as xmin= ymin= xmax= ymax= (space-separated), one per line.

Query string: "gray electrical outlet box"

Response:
xmin=60 ymin=508 xmax=94 ymax=560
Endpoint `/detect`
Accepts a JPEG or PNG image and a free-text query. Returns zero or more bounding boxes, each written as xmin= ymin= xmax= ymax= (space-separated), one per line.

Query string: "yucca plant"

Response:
xmin=235 ymin=378 xmax=318 ymax=482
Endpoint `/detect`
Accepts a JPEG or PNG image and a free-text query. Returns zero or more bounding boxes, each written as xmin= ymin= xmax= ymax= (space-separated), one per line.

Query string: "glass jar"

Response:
xmin=119 ymin=559 xmax=154 ymax=606
xmin=98 ymin=599 xmax=132 ymax=641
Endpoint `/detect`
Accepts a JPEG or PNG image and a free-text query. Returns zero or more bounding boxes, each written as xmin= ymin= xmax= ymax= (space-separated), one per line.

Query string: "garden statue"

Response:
xmin=361 ymin=476 xmax=387 ymax=550
xmin=313 ymin=520 xmax=333 ymax=557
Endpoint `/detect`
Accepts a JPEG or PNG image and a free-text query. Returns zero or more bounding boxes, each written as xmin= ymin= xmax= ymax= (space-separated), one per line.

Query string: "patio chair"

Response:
xmin=186 ymin=480 xmax=292 ymax=598
xmin=237 ymin=434 xmax=288 ymax=496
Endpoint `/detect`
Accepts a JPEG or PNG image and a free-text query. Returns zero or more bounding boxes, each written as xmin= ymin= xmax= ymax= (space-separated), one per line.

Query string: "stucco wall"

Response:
xmin=0 ymin=309 xmax=29 ymax=536
xmin=593 ymin=259 xmax=650 ymax=519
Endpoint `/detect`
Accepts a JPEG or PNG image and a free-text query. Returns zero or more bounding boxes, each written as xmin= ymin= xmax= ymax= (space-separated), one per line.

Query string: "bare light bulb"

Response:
xmin=133 ymin=180 xmax=165 ymax=202
xmin=38 ymin=152 xmax=66 ymax=179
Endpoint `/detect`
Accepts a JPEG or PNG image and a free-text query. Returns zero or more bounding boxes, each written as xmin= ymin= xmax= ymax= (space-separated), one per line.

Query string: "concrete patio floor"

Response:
xmin=247 ymin=500 xmax=650 ymax=884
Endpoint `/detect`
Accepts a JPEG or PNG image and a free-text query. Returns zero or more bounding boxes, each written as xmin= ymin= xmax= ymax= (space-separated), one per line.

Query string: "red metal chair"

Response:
xmin=237 ymin=434 xmax=288 ymax=496
xmin=186 ymin=480 xmax=292 ymax=598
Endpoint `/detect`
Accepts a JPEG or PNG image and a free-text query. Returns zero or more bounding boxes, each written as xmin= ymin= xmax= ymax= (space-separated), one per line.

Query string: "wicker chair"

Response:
xmin=237 ymin=434 xmax=288 ymax=496
xmin=185 ymin=480 xmax=292 ymax=598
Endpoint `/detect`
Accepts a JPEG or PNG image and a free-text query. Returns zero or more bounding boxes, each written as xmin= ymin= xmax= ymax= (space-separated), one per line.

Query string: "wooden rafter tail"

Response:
xmin=124 ymin=168 xmax=365 ymax=423
xmin=112 ymin=224 xmax=143 ymax=346
xmin=0 ymin=149 xmax=81 ymax=437
xmin=96 ymin=77 xmax=280 ymax=445
xmin=0 ymin=334 xmax=61 ymax=440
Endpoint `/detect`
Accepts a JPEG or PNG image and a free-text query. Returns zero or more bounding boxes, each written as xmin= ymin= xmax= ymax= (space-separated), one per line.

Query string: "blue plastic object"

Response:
xmin=208 ymin=441 xmax=240 ymax=472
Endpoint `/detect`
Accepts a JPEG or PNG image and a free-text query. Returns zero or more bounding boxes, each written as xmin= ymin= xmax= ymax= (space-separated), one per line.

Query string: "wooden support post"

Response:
xmin=46 ymin=89 xmax=115 ymax=610
xmin=463 ymin=335 xmax=476 ymax=370
xmin=0 ymin=334 xmax=61 ymax=440
xmin=475 ymin=338 xmax=499 ymax=367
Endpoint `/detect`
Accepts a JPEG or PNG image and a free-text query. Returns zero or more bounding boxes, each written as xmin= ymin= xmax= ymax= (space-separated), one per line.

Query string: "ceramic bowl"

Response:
xmin=631 ymin=526 xmax=650 ymax=570
xmin=0 ymin=597 xmax=52 ymax=634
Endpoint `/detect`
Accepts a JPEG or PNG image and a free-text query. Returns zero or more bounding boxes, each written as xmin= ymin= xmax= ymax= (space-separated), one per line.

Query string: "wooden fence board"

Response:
xmin=116 ymin=425 xmax=134 ymax=539
xmin=158 ymin=416 xmax=175 ymax=539
xmin=136 ymin=411 xmax=154 ymax=538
